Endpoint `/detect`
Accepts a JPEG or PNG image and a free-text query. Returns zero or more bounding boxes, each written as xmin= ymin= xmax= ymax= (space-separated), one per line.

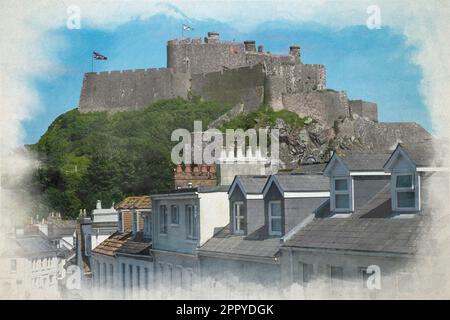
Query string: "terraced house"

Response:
xmin=91 ymin=196 xmax=152 ymax=298
xmin=150 ymin=186 xmax=229 ymax=292
xmin=198 ymin=172 xmax=329 ymax=289
xmin=279 ymin=141 xmax=448 ymax=298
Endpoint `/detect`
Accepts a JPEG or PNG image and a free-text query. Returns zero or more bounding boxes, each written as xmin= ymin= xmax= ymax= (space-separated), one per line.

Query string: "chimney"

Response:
xmin=96 ymin=200 xmax=102 ymax=209
xmin=244 ymin=40 xmax=256 ymax=52
xmin=201 ymin=164 xmax=208 ymax=174
xmin=289 ymin=45 xmax=301 ymax=62
xmin=258 ymin=45 xmax=264 ymax=53
xmin=206 ymin=31 xmax=220 ymax=43
xmin=185 ymin=165 xmax=191 ymax=173
xmin=176 ymin=165 xmax=183 ymax=174
xmin=193 ymin=165 xmax=199 ymax=175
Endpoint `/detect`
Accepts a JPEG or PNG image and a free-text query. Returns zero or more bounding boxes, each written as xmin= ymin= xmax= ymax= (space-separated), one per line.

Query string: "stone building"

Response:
xmin=0 ymin=229 xmax=60 ymax=299
xmin=198 ymin=173 xmax=329 ymax=290
xmin=150 ymin=186 xmax=229 ymax=292
xmin=279 ymin=142 xmax=447 ymax=298
xmin=90 ymin=195 xmax=152 ymax=298
xmin=78 ymin=32 xmax=377 ymax=126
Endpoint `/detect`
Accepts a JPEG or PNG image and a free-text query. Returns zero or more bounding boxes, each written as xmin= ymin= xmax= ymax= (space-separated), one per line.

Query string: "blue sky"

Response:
xmin=24 ymin=14 xmax=430 ymax=144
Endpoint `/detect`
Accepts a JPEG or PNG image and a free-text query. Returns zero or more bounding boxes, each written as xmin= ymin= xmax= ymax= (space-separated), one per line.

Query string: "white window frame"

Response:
xmin=170 ymin=205 xmax=180 ymax=225
xmin=268 ymin=200 xmax=282 ymax=236
xmin=392 ymin=173 xmax=420 ymax=211
xmin=233 ymin=201 xmax=245 ymax=235
xmin=185 ymin=205 xmax=198 ymax=240
xmin=159 ymin=205 xmax=168 ymax=235
xmin=331 ymin=177 xmax=354 ymax=213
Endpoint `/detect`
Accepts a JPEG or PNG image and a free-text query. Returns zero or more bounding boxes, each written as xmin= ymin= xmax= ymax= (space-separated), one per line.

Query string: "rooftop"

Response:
xmin=117 ymin=195 xmax=152 ymax=210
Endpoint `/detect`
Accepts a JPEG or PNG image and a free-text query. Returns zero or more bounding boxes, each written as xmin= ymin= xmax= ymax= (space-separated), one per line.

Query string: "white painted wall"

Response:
xmin=198 ymin=191 xmax=229 ymax=246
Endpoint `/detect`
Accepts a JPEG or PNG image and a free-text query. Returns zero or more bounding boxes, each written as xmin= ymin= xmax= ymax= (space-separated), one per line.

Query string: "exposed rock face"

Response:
xmin=272 ymin=114 xmax=432 ymax=169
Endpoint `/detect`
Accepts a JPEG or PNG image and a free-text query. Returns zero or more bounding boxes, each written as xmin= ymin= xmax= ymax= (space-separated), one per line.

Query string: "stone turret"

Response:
xmin=206 ymin=31 xmax=220 ymax=43
xmin=244 ymin=40 xmax=256 ymax=52
xmin=289 ymin=45 xmax=301 ymax=63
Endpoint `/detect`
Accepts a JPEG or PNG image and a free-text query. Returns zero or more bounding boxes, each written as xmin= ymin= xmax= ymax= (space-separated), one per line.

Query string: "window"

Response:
xmin=331 ymin=177 xmax=353 ymax=212
xmin=171 ymin=205 xmax=179 ymax=225
xmin=233 ymin=202 xmax=245 ymax=235
xmin=300 ymin=263 xmax=313 ymax=285
xmin=360 ymin=267 xmax=371 ymax=289
xmin=121 ymin=263 xmax=126 ymax=289
xmin=129 ymin=265 xmax=133 ymax=289
xmin=159 ymin=205 xmax=168 ymax=234
xmin=136 ymin=266 xmax=141 ymax=288
xmin=109 ymin=264 xmax=114 ymax=288
xmin=144 ymin=268 xmax=149 ymax=290
xmin=10 ymin=259 xmax=17 ymax=272
xmin=186 ymin=205 xmax=198 ymax=240
xmin=132 ymin=211 xmax=139 ymax=234
xmin=393 ymin=173 xmax=419 ymax=211
xmin=268 ymin=201 xmax=282 ymax=236
xmin=85 ymin=235 xmax=91 ymax=256
xmin=118 ymin=211 xmax=123 ymax=232
xmin=103 ymin=263 xmax=107 ymax=286
xmin=330 ymin=266 xmax=343 ymax=287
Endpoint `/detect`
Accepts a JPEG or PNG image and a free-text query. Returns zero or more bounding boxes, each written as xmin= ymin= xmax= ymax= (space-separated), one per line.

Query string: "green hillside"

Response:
xmin=30 ymin=97 xmax=231 ymax=218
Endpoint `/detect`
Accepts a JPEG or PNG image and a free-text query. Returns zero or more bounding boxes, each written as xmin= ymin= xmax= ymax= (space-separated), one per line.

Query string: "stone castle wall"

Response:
xmin=191 ymin=64 xmax=265 ymax=112
xmin=282 ymin=90 xmax=350 ymax=126
xmin=79 ymin=68 xmax=190 ymax=113
xmin=78 ymin=32 xmax=376 ymax=124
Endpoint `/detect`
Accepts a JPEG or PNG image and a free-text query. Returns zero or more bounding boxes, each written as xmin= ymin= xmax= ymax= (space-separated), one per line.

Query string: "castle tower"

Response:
xmin=289 ymin=45 xmax=301 ymax=63
xmin=205 ymin=31 xmax=220 ymax=43
xmin=244 ymin=40 xmax=256 ymax=52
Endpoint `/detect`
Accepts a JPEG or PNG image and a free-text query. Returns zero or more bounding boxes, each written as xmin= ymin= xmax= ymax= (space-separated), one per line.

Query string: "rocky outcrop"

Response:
xmin=273 ymin=114 xmax=432 ymax=169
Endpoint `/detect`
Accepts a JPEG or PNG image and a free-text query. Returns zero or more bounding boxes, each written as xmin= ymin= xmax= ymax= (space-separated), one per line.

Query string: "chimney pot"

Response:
xmin=176 ymin=165 xmax=183 ymax=174
xmin=185 ymin=165 xmax=191 ymax=173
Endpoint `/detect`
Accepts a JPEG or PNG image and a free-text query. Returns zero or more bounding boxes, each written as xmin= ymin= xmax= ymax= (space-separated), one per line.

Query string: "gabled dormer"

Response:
xmin=262 ymin=174 xmax=329 ymax=237
xmin=228 ymin=175 xmax=268 ymax=236
xmin=383 ymin=144 xmax=424 ymax=212
xmin=323 ymin=154 xmax=354 ymax=213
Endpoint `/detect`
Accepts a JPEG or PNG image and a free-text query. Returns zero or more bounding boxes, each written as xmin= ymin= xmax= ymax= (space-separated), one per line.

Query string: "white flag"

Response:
xmin=183 ymin=24 xmax=193 ymax=31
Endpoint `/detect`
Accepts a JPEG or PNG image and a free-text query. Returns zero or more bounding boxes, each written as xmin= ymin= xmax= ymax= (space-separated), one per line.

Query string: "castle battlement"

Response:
xmin=78 ymin=31 xmax=377 ymax=125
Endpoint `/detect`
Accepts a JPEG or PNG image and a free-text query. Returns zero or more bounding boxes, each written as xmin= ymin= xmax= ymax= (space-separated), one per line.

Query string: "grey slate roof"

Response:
xmin=290 ymin=163 xmax=327 ymax=174
xmin=15 ymin=235 xmax=58 ymax=257
xmin=397 ymin=140 xmax=443 ymax=167
xmin=334 ymin=152 xmax=392 ymax=171
xmin=198 ymin=224 xmax=280 ymax=260
xmin=233 ymin=175 xmax=269 ymax=194
xmin=272 ymin=173 xmax=329 ymax=192
xmin=283 ymin=176 xmax=434 ymax=255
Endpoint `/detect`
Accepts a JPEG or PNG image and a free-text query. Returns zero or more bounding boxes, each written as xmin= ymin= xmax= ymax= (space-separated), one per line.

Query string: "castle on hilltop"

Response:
xmin=78 ymin=32 xmax=377 ymax=125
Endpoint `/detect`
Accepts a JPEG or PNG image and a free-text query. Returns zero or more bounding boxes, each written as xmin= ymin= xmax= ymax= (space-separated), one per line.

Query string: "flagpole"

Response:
xmin=91 ymin=52 xmax=93 ymax=73
xmin=181 ymin=24 xmax=184 ymax=39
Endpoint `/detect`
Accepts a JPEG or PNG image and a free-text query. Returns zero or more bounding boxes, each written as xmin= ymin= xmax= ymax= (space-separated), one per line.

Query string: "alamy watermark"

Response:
xmin=171 ymin=121 xmax=279 ymax=170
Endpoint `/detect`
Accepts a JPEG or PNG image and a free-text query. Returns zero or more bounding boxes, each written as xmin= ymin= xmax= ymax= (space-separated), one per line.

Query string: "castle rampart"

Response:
xmin=78 ymin=31 xmax=377 ymax=123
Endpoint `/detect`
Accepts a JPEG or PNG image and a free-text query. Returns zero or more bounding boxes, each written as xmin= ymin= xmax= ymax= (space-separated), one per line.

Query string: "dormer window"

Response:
xmin=269 ymin=201 xmax=282 ymax=236
xmin=331 ymin=177 xmax=353 ymax=212
xmin=392 ymin=173 xmax=420 ymax=211
xmin=232 ymin=202 xmax=245 ymax=235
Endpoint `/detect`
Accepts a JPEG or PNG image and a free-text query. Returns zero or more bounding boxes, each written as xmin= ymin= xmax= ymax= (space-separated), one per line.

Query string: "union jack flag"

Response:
xmin=93 ymin=51 xmax=107 ymax=60
xmin=183 ymin=24 xmax=193 ymax=31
